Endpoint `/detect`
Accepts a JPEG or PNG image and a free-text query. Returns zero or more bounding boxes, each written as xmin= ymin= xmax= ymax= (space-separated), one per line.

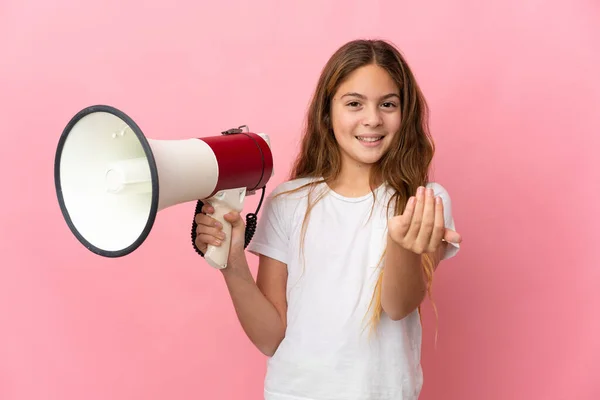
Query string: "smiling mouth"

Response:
xmin=355 ymin=136 xmax=384 ymax=142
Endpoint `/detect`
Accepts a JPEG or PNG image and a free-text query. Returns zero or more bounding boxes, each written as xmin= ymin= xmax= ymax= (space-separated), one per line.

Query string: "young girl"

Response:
xmin=194 ymin=39 xmax=462 ymax=400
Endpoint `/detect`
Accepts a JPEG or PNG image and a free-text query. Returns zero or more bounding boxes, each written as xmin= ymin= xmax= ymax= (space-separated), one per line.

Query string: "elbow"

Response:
xmin=258 ymin=340 xmax=281 ymax=357
xmin=384 ymin=307 xmax=413 ymax=321
xmin=382 ymin=296 xmax=425 ymax=321
xmin=251 ymin=319 xmax=286 ymax=357
xmin=259 ymin=346 xmax=276 ymax=357
xmin=256 ymin=335 xmax=284 ymax=357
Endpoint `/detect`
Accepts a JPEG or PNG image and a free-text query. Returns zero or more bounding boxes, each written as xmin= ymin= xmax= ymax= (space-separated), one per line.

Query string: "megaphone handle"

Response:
xmin=204 ymin=207 xmax=233 ymax=269
xmin=192 ymin=186 xmax=266 ymax=260
xmin=202 ymin=188 xmax=246 ymax=270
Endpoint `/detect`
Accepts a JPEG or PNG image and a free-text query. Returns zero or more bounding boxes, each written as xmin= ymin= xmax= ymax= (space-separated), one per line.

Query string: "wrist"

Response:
xmin=387 ymin=234 xmax=422 ymax=261
xmin=220 ymin=251 xmax=250 ymax=275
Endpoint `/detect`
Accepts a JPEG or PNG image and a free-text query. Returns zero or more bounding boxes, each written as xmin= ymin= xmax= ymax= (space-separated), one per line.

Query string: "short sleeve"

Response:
xmin=246 ymin=190 xmax=290 ymax=265
xmin=427 ymin=182 xmax=460 ymax=261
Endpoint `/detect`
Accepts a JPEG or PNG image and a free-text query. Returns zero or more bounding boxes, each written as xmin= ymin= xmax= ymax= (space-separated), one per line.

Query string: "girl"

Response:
xmin=194 ymin=39 xmax=462 ymax=400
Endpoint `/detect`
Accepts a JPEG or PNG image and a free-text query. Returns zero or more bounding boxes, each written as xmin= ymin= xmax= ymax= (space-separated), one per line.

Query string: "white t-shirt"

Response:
xmin=247 ymin=178 xmax=459 ymax=400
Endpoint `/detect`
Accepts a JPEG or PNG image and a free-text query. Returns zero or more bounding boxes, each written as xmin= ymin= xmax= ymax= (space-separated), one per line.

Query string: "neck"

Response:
xmin=328 ymin=159 xmax=380 ymax=198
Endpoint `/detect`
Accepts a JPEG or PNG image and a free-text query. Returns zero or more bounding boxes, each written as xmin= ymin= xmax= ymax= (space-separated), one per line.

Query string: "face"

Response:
xmin=330 ymin=64 xmax=401 ymax=168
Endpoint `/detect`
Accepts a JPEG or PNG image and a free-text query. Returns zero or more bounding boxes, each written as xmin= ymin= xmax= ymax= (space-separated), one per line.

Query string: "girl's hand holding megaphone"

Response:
xmin=194 ymin=202 xmax=247 ymax=268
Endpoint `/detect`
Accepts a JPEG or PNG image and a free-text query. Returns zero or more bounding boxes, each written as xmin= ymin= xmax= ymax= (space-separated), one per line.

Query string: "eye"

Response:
xmin=346 ymin=101 xmax=361 ymax=108
xmin=381 ymin=102 xmax=397 ymax=109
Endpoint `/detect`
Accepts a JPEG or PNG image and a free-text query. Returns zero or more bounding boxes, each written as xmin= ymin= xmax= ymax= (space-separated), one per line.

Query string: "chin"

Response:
xmin=352 ymin=152 xmax=385 ymax=166
xmin=353 ymin=146 xmax=389 ymax=165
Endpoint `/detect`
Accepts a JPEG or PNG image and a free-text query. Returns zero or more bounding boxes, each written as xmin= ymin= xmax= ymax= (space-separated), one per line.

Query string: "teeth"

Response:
xmin=357 ymin=136 xmax=383 ymax=142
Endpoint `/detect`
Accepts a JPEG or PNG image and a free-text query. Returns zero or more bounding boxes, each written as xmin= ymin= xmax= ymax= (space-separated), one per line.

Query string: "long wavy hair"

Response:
xmin=277 ymin=39 xmax=436 ymax=331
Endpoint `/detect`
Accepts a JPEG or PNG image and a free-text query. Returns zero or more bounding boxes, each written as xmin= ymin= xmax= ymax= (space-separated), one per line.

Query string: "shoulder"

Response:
xmin=269 ymin=177 xmax=324 ymax=201
xmin=252 ymin=178 xmax=318 ymax=240
xmin=260 ymin=177 xmax=327 ymax=224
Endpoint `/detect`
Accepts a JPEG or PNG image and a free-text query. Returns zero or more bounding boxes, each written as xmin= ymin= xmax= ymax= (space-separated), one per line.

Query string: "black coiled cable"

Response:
xmin=191 ymin=186 xmax=266 ymax=257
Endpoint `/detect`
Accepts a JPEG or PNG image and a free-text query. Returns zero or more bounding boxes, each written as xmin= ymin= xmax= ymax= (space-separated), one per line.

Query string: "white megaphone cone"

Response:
xmin=54 ymin=105 xmax=274 ymax=269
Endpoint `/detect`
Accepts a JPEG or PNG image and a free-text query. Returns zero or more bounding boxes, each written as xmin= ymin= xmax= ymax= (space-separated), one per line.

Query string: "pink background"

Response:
xmin=1 ymin=1 xmax=599 ymax=399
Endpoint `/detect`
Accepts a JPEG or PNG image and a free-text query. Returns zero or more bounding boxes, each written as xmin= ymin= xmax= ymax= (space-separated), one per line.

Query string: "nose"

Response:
xmin=361 ymin=105 xmax=383 ymax=127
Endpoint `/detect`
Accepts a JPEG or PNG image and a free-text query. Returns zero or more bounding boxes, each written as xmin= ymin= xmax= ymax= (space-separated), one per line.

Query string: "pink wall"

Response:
xmin=1 ymin=1 xmax=599 ymax=399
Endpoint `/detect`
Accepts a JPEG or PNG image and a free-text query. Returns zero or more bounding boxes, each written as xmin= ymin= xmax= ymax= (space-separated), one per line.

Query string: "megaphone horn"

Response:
xmin=54 ymin=105 xmax=274 ymax=269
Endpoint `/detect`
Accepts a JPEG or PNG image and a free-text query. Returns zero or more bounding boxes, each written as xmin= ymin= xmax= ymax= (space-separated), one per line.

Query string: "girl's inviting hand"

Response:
xmin=388 ymin=186 xmax=462 ymax=255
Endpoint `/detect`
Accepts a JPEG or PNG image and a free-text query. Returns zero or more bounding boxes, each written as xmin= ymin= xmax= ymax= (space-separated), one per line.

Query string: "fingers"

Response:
xmin=444 ymin=229 xmax=462 ymax=244
xmin=195 ymin=203 xmax=215 ymax=224
xmin=427 ymin=196 xmax=446 ymax=252
xmin=195 ymin=212 xmax=222 ymax=228
xmin=405 ymin=186 xmax=426 ymax=246
xmin=195 ymin=223 xmax=226 ymax=250
xmin=224 ymin=211 xmax=245 ymax=228
xmin=194 ymin=204 xmax=225 ymax=250
xmin=194 ymin=236 xmax=208 ymax=253
xmin=390 ymin=186 xmax=460 ymax=255
xmin=402 ymin=196 xmax=416 ymax=218
xmin=201 ymin=203 xmax=214 ymax=214
xmin=195 ymin=233 xmax=223 ymax=249
xmin=413 ymin=187 xmax=436 ymax=253
xmin=393 ymin=195 xmax=416 ymax=232
xmin=196 ymin=222 xmax=225 ymax=240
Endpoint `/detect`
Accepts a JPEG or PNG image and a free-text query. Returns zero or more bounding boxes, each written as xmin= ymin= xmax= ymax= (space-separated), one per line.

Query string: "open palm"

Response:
xmin=388 ymin=186 xmax=462 ymax=255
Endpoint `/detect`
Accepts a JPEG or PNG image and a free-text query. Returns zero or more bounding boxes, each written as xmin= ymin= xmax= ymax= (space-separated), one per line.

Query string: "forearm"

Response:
xmin=380 ymin=235 xmax=427 ymax=320
xmin=221 ymin=257 xmax=286 ymax=356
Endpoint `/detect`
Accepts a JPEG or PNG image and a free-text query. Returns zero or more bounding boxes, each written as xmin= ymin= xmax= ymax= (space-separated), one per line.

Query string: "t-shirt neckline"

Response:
xmin=325 ymin=183 xmax=386 ymax=203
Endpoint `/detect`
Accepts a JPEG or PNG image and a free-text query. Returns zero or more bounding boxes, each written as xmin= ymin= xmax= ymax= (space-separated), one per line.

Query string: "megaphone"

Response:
xmin=54 ymin=105 xmax=274 ymax=269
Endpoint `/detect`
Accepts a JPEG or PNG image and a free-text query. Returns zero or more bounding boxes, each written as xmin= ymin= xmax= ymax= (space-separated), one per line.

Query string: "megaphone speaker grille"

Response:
xmin=54 ymin=105 xmax=159 ymax=257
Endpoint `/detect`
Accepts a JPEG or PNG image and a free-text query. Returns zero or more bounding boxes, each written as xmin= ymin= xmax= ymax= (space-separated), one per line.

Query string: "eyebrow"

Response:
xmin=340 ymin=92 xmax=400 ymax=100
